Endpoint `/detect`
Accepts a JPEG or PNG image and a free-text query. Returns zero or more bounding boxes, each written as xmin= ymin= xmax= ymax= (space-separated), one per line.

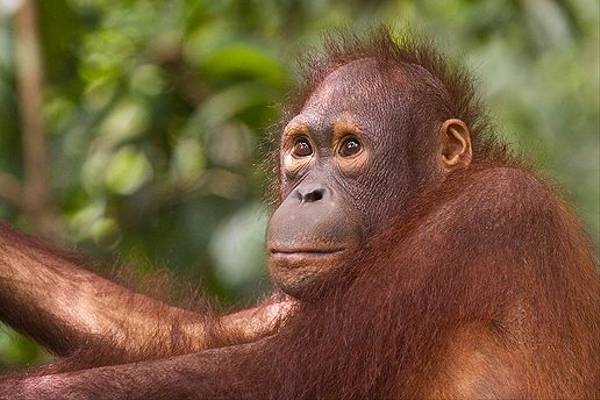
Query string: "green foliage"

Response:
xmin=0 ymin=0 xmax=597 ymax=367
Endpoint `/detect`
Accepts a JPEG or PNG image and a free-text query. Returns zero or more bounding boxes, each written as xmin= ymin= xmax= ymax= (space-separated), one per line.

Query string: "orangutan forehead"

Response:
xmin=284 ymin=113 xmax=362 ymax=137
xmin=301 ymin=58 xmax=407 ymax=113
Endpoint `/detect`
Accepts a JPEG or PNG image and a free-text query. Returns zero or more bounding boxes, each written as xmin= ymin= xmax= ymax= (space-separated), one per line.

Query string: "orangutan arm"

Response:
xmin=0 ymin=339 xmax=271 ymax=400
xmin=0 ymin=222 xmax=290 ymax=364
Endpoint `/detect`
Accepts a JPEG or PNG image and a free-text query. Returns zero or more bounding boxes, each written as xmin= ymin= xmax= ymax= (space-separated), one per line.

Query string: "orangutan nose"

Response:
xmin=295 ymin=184 xmax=328 ymax=203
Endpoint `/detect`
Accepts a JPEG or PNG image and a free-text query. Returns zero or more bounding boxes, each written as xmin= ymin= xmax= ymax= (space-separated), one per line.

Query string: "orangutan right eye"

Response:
xmin=292 ymin=136 xmax=313 ymax=158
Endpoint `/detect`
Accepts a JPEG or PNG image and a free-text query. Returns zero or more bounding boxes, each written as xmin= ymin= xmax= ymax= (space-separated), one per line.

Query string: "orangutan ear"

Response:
xmin=440 ymin=119 xmax=472 ymax=171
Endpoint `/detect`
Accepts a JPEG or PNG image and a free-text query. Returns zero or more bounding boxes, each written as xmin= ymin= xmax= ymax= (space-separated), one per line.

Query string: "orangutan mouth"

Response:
xmin=269 ymin=248 xmax=346 ymax=257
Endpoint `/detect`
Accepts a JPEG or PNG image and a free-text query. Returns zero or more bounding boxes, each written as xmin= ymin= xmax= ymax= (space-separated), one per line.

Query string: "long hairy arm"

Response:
xmin=0 ymin=339 xmax=272 ymax=400
xmin=0 ymin=222 xmax=291 ymax=365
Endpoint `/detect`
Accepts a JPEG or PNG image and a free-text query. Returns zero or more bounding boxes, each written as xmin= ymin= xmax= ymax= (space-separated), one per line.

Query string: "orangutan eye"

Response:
xmin=292 ymin=136 xmax=313 ymax=158
xmin=339 ymin=135 xmax=362 ymax=157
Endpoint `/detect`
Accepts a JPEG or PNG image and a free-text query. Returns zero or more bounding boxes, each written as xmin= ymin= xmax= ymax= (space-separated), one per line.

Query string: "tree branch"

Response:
xmin=13 ymin=0 xmax=63 ymax=240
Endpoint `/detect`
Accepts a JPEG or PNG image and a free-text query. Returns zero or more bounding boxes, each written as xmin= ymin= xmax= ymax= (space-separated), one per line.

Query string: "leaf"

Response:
xmin=105 ymin=146 xmax=153 ymax=195
xmin=201 ymin=43 xmax=287 ymax=88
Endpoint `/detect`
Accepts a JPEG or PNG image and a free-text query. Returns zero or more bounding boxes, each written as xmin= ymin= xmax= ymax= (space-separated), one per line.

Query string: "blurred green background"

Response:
xmin=0 ymin=0 xmax=598 ymax=369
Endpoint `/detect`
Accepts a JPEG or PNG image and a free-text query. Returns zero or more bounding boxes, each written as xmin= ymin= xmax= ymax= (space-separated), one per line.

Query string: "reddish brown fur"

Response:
xmin=256 ymin=28 xmax=600 ymax=399
xmin=253 ymin=166 xmax=600 ymax=399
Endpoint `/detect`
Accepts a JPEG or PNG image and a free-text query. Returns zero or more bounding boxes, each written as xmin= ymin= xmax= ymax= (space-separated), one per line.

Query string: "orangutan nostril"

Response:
xmin=303 ymin=189 xmax=324 ymax=202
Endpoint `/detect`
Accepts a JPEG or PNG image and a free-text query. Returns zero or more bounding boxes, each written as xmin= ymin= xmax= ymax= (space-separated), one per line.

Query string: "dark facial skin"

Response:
xmin=267 ymin=59 xmax=444 ymax=297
